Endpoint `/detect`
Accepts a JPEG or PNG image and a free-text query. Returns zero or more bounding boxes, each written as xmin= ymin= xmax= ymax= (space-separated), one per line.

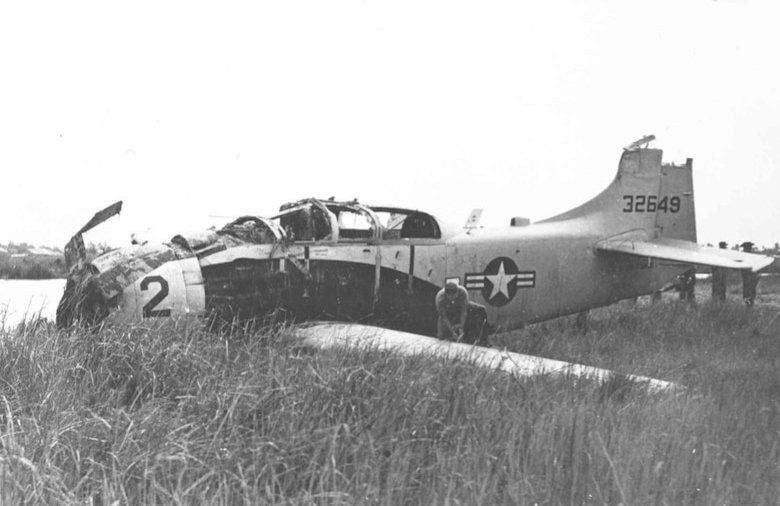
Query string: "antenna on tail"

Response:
xmin=624 ymin=134 xmax=656 ymax=151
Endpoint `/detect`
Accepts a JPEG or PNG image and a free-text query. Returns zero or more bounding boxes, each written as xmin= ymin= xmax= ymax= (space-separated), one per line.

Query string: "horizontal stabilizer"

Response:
xmin=290 ymin=323 xmax=679 ymax=392
xmin=596 ymin=237 xmax=774 ymax=272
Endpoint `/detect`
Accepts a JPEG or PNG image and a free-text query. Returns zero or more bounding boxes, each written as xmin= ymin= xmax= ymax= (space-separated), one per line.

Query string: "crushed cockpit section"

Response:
xmin=57 ymin=198 xmax=447 ymax=330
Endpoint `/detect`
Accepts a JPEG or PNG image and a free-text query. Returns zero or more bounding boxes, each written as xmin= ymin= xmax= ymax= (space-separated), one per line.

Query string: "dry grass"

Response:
xmin=1 ymin=281 xmax=779 ymax=505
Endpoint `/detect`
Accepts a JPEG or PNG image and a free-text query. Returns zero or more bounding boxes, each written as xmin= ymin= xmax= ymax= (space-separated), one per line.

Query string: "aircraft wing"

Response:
xmin=290 ymin=323 xmax=679 ymax=392
xmin=596 ymin=237 xmax=775 ymax=272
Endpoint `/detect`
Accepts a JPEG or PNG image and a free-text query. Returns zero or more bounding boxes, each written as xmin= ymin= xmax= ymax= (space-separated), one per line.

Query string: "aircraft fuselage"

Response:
xmin=70 ymin=219 xmax=686 ymax=336
xmin=61 ymin=140 xmax=772 ymax=334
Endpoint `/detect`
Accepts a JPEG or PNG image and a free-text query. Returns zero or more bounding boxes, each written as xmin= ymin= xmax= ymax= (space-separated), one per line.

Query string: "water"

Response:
xmin=0 ymin=279 xmax=66 ymax=329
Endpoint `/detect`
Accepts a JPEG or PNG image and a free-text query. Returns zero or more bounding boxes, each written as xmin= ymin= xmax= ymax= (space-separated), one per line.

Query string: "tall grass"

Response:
xmin=1 ymin=293 xmax=779 ymax=504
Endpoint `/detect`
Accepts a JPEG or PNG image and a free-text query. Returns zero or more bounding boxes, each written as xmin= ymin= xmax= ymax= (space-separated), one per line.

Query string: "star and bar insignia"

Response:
xmin=465 ymin=256 xmax=535 ymax=307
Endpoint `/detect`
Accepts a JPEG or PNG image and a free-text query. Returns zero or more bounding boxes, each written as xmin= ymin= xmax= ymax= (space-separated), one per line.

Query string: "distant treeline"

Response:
xmin=0 ymin=256 xmax=67 ymax=280
xmin=704 ymin=243 xmax=780 ymax=255
xmin=0 ymin=242 xmax=112 ymax=280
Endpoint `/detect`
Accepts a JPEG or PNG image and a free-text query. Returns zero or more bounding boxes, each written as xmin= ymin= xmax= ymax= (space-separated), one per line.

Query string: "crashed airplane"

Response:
xmin=57 ymin=135 xmax=773 ymax=332
xmin=55 ymin=136 xmax=774 ymax=389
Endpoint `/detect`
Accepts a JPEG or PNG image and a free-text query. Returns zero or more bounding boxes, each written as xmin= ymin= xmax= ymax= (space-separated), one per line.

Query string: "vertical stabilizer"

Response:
xmin=538 ymin=137 xmax=696 ymax=241
xmin=539 ymin=143 xmax=663 ymax=233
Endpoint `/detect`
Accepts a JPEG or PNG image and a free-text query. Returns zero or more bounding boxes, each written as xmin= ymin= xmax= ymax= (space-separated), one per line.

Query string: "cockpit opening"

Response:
xmin=371 ymin=207 xmax=441 ymax=240
xmin=323 ymin=203 xmax=376 ymax=241
xmin=277 ymin=200 xmax=334 ymax=242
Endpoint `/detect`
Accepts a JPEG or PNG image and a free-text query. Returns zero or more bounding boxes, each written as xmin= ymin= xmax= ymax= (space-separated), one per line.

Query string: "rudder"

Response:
xmin=656 ymin=158 xmax=696 ymax=242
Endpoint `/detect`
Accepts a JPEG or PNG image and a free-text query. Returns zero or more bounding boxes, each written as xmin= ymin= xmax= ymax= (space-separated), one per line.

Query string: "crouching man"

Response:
xmin=436 ymin=281 xmax=469 ymax=341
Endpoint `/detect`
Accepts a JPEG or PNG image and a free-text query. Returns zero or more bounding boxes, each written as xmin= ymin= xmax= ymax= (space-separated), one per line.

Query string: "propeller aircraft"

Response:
xmin=55 ymin=136 xmax=774 ymax=389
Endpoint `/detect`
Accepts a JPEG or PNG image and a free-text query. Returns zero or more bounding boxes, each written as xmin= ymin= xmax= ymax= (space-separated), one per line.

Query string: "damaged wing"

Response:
xmin=596 ymin=236 xmax=775 ymax=272
xmin=76 ymin=201 xmax=123 ymax=236
xmin=291 ymin=323 xmax=680 ymax=392
xmin=64 ymin=201 xmax=123 ymax=269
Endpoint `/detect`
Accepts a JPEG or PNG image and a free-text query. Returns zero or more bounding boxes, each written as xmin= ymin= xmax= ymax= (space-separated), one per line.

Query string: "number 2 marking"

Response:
xmin=635 ymin=195 xmax=646 ymax=212
xmin=140 ymin=276 xmax=172 ymax=317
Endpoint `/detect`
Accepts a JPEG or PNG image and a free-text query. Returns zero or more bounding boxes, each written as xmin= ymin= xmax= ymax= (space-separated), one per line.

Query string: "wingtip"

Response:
xmin=753 ymin=256 xmax=777 ymax=273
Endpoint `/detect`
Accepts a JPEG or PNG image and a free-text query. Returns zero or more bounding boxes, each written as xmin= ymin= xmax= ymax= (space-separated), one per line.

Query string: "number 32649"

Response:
xmin=622 ymin=195 xmax=680 ymax=213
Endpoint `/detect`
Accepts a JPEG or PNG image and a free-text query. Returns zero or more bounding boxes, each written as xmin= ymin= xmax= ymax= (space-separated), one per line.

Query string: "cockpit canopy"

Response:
xmin=168 ymin=198 xmax=444 ymax=256
xmin=370 ymin=206 xmax=441 ymax=240
xmin=272 ymin=198 xmax=443 ymax=243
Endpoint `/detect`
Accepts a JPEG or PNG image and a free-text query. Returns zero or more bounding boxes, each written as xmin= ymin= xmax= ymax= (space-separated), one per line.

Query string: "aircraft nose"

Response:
xmin=57 ymin=244 xmax=207 ymax=327
xmin=56 ymin=264 xmax=111 ymax=328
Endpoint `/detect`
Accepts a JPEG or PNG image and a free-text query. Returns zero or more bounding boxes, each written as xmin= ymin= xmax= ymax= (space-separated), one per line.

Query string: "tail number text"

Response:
xmin=622 ymin=195 xmax=680 ymax=213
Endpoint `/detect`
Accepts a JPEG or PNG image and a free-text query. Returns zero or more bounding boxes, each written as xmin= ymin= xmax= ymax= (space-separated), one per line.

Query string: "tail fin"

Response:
xmin=539 ymin=137 xmax=696 ymax=241
xmin=656 ymin=158 xmax=696 ymax=242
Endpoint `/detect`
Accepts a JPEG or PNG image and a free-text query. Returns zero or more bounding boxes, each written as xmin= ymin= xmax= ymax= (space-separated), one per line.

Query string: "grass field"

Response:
xmin=1 ymin=276 xmax=779 ymax=505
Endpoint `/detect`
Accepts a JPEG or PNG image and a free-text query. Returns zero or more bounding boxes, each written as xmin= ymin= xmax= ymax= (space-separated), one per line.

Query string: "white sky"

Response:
xmin=1 ymin=0 xmax=779 ymax=249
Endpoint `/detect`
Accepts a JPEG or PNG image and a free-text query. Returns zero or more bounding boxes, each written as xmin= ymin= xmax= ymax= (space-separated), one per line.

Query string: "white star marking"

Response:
xmin=485 ymin=261 xmax=515 ymax=300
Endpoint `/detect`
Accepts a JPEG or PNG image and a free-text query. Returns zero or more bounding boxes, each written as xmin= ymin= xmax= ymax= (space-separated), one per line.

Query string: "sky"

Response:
xmin=1 ymin=0 xmax=779 ymax=249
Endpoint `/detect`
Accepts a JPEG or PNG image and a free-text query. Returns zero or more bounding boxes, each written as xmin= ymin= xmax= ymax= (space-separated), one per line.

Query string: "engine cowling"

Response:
xmin=57 ymin=243 xmax=205 ymax=327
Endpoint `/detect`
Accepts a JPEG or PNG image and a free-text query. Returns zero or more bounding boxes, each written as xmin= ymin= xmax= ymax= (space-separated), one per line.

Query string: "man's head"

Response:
xmin=444 ymin=281 xmax=459 ymax=299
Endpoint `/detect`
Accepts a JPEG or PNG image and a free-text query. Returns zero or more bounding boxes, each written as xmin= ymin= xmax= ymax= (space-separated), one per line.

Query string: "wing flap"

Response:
xmin=596 ymin=237 xmax=774 ymax=272
xmin=290 ymin=323 xmax=679 ymax=392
